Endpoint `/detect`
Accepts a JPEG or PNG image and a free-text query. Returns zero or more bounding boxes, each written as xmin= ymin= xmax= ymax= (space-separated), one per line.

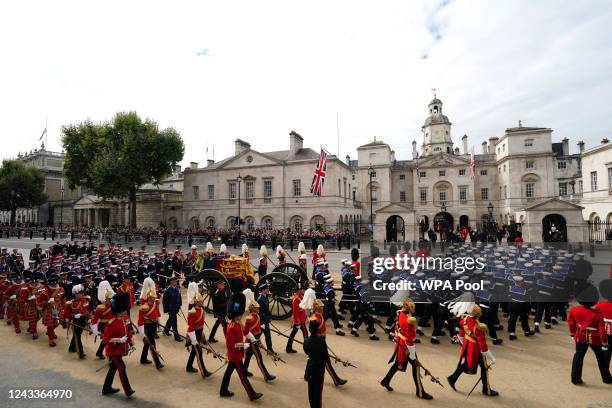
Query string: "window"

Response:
xmin=247 ymin=218 xmax=255 ymax=231
xmin=481 ymin=188 xmax=489 ymax=200
xmin=246 ymin=181 xmax=254 ymax=202
xmin=292 ymin=179 xmax=301 ymax=196
xmin=369 ymin=152 xmax=377 ymax=159
xmin=459 ymin=169 xmax=466 ymax=176
xmin=439 ymin=170 xmax=446 ymax=177
xmin=525 ymin=183 xmax=535 ymax=198
xmin=503 ymin=164 xmax=506 ymax=172
xmin=525 ymin=139 xmax=533 ymax=147
xmin=526 ymin=160 xmax=534 ymax=169
xmin=559 ymin=182 xmax=568 ymax=196
xmin=206 ymin=217 xmax=214 ymax=228
xmin=608 ymin=167 xmax=612 ymax=191
xmin=207 ymin=185 xmax=214 ymax=200
xmin=558 ymin=161 xmax=567 ymax=169
xmin=504 ymin=185 xmax=507 ymax=199
xmin=419 ymin=171 xmax=427 ymax=178
xmin=502 ymin=144 xmax=505 ymax=152
xmin=192 ymin=186 xmax=199 ymax=200
xmin=263 ymin=218 xmax=273 ymax=230
xmin=459 ymin=187 xmax=467 ymax=203
xmin=292 ymin=218 xmax=302 ymax=231
xmin=399 ymin=174 xmax=406 ymax=180
xmin=578 ymin=180 xmax=583 ymax=193
xmin=229 ymin=182 xmax=236 ymax=200
xmin=590 ymin=171 xmax=597 ymax=191
xmin=400 ymin=191 xmax=406 ymax=202
xmin=370 ymin=171 xmax=377 ymax=178
xmin=352 ymin=190 xmax=356 ymax=201
xmin=420 ymin=188 xmax=427 ymax=203
xmin=439 ymin=190 xmax=447 ymax=201
xmin=480 ymin=169 xmax=488 ymax=176
xmin=371 ymin=189 xmax=377 ymax=202
xmin=264 ymin=180 xmax=272 ymax=203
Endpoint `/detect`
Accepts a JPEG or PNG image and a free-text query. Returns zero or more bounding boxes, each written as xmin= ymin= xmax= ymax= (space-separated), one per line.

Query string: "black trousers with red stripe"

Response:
xmin=308 ymin=370 xmax=325 ymax=408
xmin=103 ymin=355 xmax=132 ymax=394
xmin=220 ymin=360 xmax=257 ymax=400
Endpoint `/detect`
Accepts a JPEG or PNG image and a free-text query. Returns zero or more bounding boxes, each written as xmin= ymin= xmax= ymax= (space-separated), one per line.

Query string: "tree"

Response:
xmin=0 ymin=160 xmax=47 ymax=226
xmin=62 ymin=112 xmax=185 ymax=227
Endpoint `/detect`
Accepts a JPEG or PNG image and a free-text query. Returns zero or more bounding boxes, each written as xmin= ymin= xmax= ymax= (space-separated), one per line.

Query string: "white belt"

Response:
xmin=604 ymin=318 xmax=612 ymax=323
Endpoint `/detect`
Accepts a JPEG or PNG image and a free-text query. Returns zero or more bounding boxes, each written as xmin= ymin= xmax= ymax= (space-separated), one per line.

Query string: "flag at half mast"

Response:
xmin=310 ymin=148 xmax=328 ymax=196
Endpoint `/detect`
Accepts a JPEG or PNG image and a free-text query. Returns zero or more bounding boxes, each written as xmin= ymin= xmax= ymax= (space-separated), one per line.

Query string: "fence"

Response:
xmin=587 ymin=220 xmax=612 ymax=247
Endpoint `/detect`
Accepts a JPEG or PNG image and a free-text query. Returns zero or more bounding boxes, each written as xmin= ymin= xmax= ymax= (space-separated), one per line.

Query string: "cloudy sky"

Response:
xmin=1 ymin=0 xmax=611 ymax=166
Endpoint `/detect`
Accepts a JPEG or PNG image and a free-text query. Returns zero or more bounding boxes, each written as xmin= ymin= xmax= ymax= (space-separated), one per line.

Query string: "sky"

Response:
xmin=1 ymin=0 xmax=611 ymax=166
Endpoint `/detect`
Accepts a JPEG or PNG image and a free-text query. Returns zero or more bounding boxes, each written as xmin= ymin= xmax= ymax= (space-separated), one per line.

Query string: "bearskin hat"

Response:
xmin=111 ymin=292 xmax=131 ymax=315
xmin=599 ymin=279 xmax=612 ymax=301
xmin=576 ymin=283 xmax=599 ymax=307
xmin=389 ymin=244 xmax=398 ymax=257
xmin=351 ymin=248 xmax=359 ymax=262
xmin=227 ymin=292 xmax=246 ymax=319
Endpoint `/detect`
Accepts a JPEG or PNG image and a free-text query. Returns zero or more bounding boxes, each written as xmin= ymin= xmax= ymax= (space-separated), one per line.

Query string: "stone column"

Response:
xmin=94 ymin=208 xmax=99 ymax=227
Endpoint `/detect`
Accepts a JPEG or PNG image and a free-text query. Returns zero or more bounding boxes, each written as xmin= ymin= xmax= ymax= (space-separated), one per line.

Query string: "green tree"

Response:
xmin=0 ymin=160 xmax=47 ymax=226
xmin=62 ymin=112 xmax=185 ymax=227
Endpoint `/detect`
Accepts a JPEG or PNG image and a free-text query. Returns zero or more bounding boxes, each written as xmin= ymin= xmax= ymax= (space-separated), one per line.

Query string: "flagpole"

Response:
xmin=336 ymin=112 xmax=339 ymax=158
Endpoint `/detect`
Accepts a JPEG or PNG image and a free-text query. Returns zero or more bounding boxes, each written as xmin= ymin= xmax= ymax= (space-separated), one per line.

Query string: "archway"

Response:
xmin=386 ymin=215 xmax=405 ymax=242
xmin=167 ymin=217 xmax=178 ymax=229
xmin=434 ymin=212 xmax=453 ymax=235
xmin=459 ymin=215 xmax=469 ymax=229
xmin=542 ymin=214 xmax=567 ymax=242
xmin=310 ymin=215 xmax=325 ymax=231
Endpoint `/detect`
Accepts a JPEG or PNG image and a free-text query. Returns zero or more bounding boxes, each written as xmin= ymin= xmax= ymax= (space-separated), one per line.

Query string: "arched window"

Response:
xmin=205 ymin=217 xmax=215 ymax=228
xmin=262 ymin=216 xmax=273 ymax=230
xmin=190 ymin=217 xmax=201 ymax=229
xmin=244 ymin=216 xmax=255 ymax=231
xmin=290 ymin=215 xmax=303 ymax=232
xmin=310 ymin=215 xmax=325 ymax=231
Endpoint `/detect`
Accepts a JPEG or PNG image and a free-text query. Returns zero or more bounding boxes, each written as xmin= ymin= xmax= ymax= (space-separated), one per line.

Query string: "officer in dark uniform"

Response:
xmin=257 ymin=283 xmax=274 ymax=351
xmin=162 ymin=274 xmax=182 ymax=341
xmin=304 ymin=318 xmax=329 ymax=408
xmin=208 ymin=280 xmax=228 ymax=343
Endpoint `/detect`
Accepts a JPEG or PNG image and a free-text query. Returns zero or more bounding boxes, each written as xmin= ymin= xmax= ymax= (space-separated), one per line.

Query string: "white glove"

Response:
xmin=243 ymin=343 xmax=250 ymax=350
xmin=188 ymin=331 xmax=197 ymax=344
xmin=9 ymin=295 xmax=16 ymax=300
xmin=482 ymin=350 xmax=496 ymax=365
xmin=260 ymin=324 xmax=266 ymax=329
xmin=28 ymin=295 xmax=36 ymax=301
xmin=119 ymin=336 xmax=128 ymax=343
xmin=602 ymin=346 xmax=608 ymax=351
xmin=48 ymin=298 xmax=55 ymax=303
xmin=246 ymin=332 xmax=256 ymax=343
xmin=458 ymin=336 xmax=464 ymax=345
xmin=407 ymin=345 xmax=417 ymax=361
xmin=74 ymin=314 xmax=82 ymax=319
xmin=138 ymin=325 xmax=145 ymax=338
xmin=157 ymin=317 xmax=163 ymax=325
xmin=91 ymin=324 xmax=99 ymax=337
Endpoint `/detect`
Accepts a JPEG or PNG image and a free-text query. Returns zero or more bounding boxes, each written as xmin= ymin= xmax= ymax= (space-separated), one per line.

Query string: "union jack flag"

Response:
xmin=415 ymin=151 xmax=420 ymax=183
xmin=310 ymin=148 xmax=328 ymax=196
xmin=469 ymin=147 xmax=475 ymax=179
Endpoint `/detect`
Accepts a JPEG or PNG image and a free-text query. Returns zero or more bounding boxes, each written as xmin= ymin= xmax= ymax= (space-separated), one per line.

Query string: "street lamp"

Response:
xmin=10 ymin=190 xmax=15 ymax=226
xmin=487 ymin=202 xmax=494 ymax=219
xmin=60 ymin=186 xmax=65 ymax=231
xmin=236 ymin=173 xmax=242 ymax=231
xmin=441 ymin=201 xmax=447 ymax=213
xmin=367 ymin=165 xmax=375 ymax=242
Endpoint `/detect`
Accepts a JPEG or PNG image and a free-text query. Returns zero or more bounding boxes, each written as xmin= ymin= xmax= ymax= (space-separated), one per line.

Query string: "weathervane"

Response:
xmin=432 ymin=87 xmax=437 ymax=98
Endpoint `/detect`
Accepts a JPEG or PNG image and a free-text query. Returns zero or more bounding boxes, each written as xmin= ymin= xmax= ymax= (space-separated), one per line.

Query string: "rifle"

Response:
xmin=466 ymin=363 xmax=492 ymax=399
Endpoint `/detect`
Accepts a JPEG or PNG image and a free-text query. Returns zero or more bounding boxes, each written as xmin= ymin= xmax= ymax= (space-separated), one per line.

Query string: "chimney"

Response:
xmin=562 ymin=138 xmax=569 ymax=155
xmin=412 ymin=140 xmax=417 ymax=159
xmin=488 ymin=137 xmax=499 ymax=154
xmin=190 ymin=162 xmax=198 ymax=169
xmin=345 ymin=154 xmax=350 ymax=165
xmin=462 ymin=134 xmax=468 ymax=155
xmin=454 ymin=147 xmax=460 ymax=155
xmin=289 ymin=130 xmax=303 ymax=154
xmin=173 ymin=164 xmax=181 ymax=173
xmin=482 ymin=141 xmax=488 ymax=154
xmin=207 ymin=159 xmax=215 ymax=167
xmin=578 ymin=140 xmax=585 ymax=153
xmin=602 ymin=138 xmax=610 ymax=144
xmin=234 ymin=139 xmax=251 ymax=156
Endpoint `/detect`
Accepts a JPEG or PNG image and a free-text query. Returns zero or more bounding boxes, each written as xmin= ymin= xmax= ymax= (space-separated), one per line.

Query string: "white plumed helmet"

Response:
xmin=299 ymin=288 xmax=316 ymax=310
xmin=206 ymin=242 xmax=214 ymax=252
xmin=317 ymin=244 xmax=325 ymax=256
xmin=140 ymin=277 xmax=156 ymax=300
xmin=97 ymin=280 xmax=115 ymax=303
xmin=187 ymin=281 xmax=199 ymax=305
xmin=298 ymin=241 xmax=306 ymax=253
xmin=220 ymin=244 xmax=227 ymax=254
xmin=260 ymin=245 xmax=268 ymax=257
xmin=243 ymin=288 xmax=255 ymax=310
xmin=242 ymin=243 xmax=249 ymax=254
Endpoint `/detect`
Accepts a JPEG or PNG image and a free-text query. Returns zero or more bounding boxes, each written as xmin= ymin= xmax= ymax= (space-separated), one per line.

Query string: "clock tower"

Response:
xmin=421 ymin=93 xmax=454 ymax=157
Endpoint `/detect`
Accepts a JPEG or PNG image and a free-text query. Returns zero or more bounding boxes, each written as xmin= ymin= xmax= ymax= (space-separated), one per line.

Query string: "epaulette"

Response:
xmin=65 ymin=301 xmax=72 ymax=305
xmin=188 ymin=308 xmax=196 ymax=314
xmin=96 ymin=304 xmax=107 ymax=311
xmin=476 ymin=322 xmax=488 ymax=333
xmin=407 ymin=316 xmax=417 ymax=325
xmin=139 ymin=304 xmax=150 ymax=312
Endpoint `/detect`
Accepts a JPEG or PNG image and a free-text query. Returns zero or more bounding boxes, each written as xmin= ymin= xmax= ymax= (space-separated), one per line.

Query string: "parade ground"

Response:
xmin=1 ymin=239 xmax=611 ymax=408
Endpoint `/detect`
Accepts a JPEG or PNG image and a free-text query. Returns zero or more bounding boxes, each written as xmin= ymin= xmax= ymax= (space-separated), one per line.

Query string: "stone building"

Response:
xmin=182 ymin=132 xmax=362 ymax=232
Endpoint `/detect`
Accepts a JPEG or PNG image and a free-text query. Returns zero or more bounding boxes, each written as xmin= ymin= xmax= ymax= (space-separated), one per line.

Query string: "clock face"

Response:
xmin=246 ymin=155 xmax=253 ymax=163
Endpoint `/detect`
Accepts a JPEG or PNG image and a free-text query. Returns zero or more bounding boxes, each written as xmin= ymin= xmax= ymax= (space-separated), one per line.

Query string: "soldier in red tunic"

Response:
xmin=286 ymin=285 xmax=307 ymax=353
xmin=62 ymin=283 xmax=91 ymax=359
xmin=447 ymin=294 xmax=499 ymax=396
xmin=300 ymin=289 xmax=347 ymax=387
xmin=380 ymin=299 xmax=433 ymax=400
xmin=37 ymin=273 xmax=65 ymax=347
xmin=102 ymin=291 xmax=135 ymax=397
xmin=568 ymin=284 xmax=611 ymax=385
xmin=595 ymin=279 xmax=612 ymax=369
xmin=257 ymin=246 xmax=268 ymax=278
xmin=185 ymin=291 xmax=212 ymax=377
xmin=0 ymin=270 xmax=9 ymax=320
xmin=91 ymin=280 xmax=115 ymax=359
xmin=116 ymin=273 xmax=135 ymax=316
xmin=219 ymin=292 xmax=263 ymax=401
xmin=298 ymin=242 xmax=308 ymax=275
xmin=243 ymin=289 xmax=275 ymax=382
xmin=137 ymin=277 xmax=164 ymax=369
xmin=6 ymin=273 xmax=23 ymax=333
xmin=19 ymin=271 xmax=41 ymax=339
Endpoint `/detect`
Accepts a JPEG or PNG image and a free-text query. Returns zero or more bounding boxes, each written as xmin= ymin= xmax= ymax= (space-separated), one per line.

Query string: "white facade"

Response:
xmin=579 ymin=141 xmax=612 ymax=225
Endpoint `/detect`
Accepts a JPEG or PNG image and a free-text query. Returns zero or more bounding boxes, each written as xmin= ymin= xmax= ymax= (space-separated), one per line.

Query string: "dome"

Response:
xmin=423 ymin=113 xmax=450 ymax=127
xmin=429 ymin=98 xmax=442 ymax=106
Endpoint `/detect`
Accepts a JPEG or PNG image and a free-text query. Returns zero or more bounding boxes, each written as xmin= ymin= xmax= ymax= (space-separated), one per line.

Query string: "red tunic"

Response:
xmin=0 ymin=278 xmax=9 ymax=315
xmin=351 ymin=260 xmax=361 ymax=276
xmin=117 ymin=282 xmax=135 ymax=308
xmin=6 ymin=283 xmax=21 ymax=320
xmin=225 ymin=320 xmax=245 ymax=362
xmin=312 ymin=251 xmax=324 ymax=266
xmin=243 ymin=312 xmax=261 ymax=340
xmin=186 ymin=306 xmax=205 ymax=332
xmin=19 ymin=286 xmax=39 ymax=321
xmin=394 ymin=311 xmax=416 ymax=366
xmin=92 ymin=303 xmax=114 ymax=325
xmin=292 ymin=294 xmax=306 ymax=325
xmin=62 ymin=297 xmax=90 ymax=320
xmin=568 ymin=305 xmax=608 ymax=346
xmin=137 ymin=301 xmax=161 ymax=326
xmin=37 ymin=286 xmax=65 ymax=327
xmin=103 ymin=317 xmax=133 ymax=356
xmin=310 ymin=312 xmax=326 ymax=336
xmin=595 ymin=301 xmax=612 ymax=336
xmin=457 ymin=315 xmax=489 ymax=373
